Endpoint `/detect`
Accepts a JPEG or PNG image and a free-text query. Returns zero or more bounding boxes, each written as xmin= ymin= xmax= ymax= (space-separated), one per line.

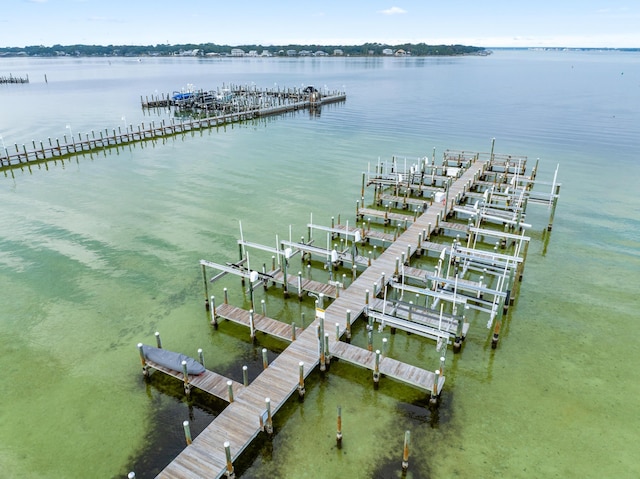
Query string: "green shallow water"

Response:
xmin=0 ymin=51 xmax=639 ymax=478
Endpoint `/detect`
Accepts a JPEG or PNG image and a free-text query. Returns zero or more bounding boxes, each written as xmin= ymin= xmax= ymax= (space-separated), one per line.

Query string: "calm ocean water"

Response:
xmin=1 ymin=50 xmax=639 ymax=478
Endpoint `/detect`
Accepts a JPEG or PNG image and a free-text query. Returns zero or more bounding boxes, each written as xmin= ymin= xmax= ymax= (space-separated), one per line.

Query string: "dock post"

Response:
xmin=336 ymin=405 xmax=343 ymax=448
xmin=261 ymin=299 xmax=266 ymax=317
xmin=242 ymin=365 xmax=249 ymax=386
xmin=491 ymin=317 xmax=502 ymax=349
xmin=137 ymin=343 xmax=149 ymax=377
xmin=283 ymin=255 xmax=290 ymax=298
xmin=155 ymin=331 xmax=162 ymax=349
xmin=183 ymin=420 xmax=192 ymax=445
xmin=291 ymin=321 xmax=296 ymax=340
xmin=382 ymin=337 xmax=388 ymax=358
xmin=364 ymin=289 xmax=370 ymax=317
xmin=128 ymin=473 xmax=136 ymax=479
xmin=227 ymin=380 xmax=234 ymax=402
xmin=394 ymin=257 xmax=400 ymax=279
xmin=224 ymin=288 xmax=228 ymax=304
xmin=345 ymin=310 xmax=352 ymax=342
xmin=548 ymin=184 xmax=561 ymax=231
xmin=367 ymin=328 xmax=373 ymax=352
xmin=298 ymin=361 xmax=305 ymax=399
xmin=210 ymin=296 xmax=217 ymax=327
xmin=319 ymin=315 xmax=326 ymax=372
xmin=402 ymin=430 xmax=411 ymax=472
xmin=324 ymin=333 xmax=331 ymax=368
xmin=336 ymin=322 xmax=340 ymax=341
xmin=181 ymin=361 xmax=191 ymax=397
xmin=264 ymin=398 xmax=273 ymax=435
xmin=297 ymin=271 xmax=303 ymax=300
xmin=224 ymin=441 xmax=235 ymax=478
xmin=373 ymin=349 xmax=380 ymax=389
xmin=490 ymin=137 xmax=496 ymax=163
xmin=430 ymin=369 xmax=440 ymax=406
xmin=262 ymin=264 xmax=268 ymax=290
xmin=198 ymin=348 xmax=205 ymax=368
xmin=262 ymin=348 xmax=268 ymax=370
xmin=249 ymin=310 xmax=255 ymax=340
xmin=454 ymin=319 xmax=463 ymax=353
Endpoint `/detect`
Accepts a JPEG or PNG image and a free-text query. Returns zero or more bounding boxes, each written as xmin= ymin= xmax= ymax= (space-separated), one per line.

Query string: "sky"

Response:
xmin=1 ymin=0 xmax=638 ymax=49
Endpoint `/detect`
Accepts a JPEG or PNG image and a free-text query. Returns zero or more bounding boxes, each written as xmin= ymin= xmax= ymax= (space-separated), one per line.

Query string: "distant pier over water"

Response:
xmin=0 ymin=73 xmax=29 ymax=84
xmin=0 ymin=83 xmax=345 ymax=170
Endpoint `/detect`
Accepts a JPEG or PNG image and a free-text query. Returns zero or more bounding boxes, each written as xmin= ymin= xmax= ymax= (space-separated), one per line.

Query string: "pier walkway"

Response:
xmin=0 ymin=90 xmax=346 ymax=169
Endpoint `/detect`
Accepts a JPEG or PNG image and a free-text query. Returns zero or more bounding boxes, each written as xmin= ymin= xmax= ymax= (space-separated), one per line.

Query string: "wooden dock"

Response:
xmin=151 ymin=161 xmax=488 ymax=479
xmin=136 ymin=146 xmax=561 ymax=478
xmin=0 ymin=87 xmax=346 ymax=169
xmin=142 ymin=358 xmax=244 ymax=402
xmin=214 ymin=303 xmax=300 ymax=341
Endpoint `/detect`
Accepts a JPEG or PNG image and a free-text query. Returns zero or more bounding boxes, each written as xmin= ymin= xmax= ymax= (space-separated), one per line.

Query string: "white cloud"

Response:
xmin=379 ymin=7 xmax=407 ymax=15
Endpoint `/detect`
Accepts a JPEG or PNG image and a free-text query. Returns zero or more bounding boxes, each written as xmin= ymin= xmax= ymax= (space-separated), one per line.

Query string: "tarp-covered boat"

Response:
xmin=141 ymin=344 xmax=206 ymax=375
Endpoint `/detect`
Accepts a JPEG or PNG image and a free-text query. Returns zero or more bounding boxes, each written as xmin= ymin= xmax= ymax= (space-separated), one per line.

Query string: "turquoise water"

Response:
xmin=1 ymin=51 xmax=639 ymax=478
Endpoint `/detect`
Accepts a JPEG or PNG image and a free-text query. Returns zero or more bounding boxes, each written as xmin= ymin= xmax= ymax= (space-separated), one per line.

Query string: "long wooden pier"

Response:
xmin=134 ymin=144 xmax=560 ymax=478
xmin=147 ymin=157 xmax=486 ymax=479
xmin=0 ymin=87 xmax=346 ymax=169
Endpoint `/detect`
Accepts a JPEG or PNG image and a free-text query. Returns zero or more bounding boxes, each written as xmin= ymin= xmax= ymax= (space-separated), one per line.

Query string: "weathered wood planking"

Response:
xmin=215 ymin=303 xmax=298 ymax=341
xmin=144 ymin=360 xmax=243 ymax=401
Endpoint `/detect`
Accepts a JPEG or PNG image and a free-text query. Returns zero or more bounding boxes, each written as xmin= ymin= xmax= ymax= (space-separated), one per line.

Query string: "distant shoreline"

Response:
xmin=0 ymin=42 xmax=488 ymax=58
xmin=1 ymin=44 xmax=637 ymax=59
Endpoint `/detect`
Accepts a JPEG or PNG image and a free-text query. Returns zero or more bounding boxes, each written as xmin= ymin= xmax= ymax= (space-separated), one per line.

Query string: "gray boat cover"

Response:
xmin=142 ymin=344 xmax=206 ymax=375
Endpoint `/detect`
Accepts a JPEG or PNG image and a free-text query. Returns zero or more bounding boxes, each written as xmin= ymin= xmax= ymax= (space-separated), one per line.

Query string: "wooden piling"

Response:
xmin=402 ymin=430 xmax=411 ymax=472
xmin=227 ymin=380 xmax=234 ymax=402
xmin=182 ymin=360 xmax=191 ymax=396
xmin=264 ymin=398 xmax=273 ymax=435
xmin=183 ymin=420 xmax=192 ymax=445
xmin=336 ymin=405 xmax=343 ymax=447
xmin=224 ymin=441 xmax=235 ymax=478
xmin=137 ymin=343 xmax=149 ymax=377
xmin=210 ymin=296 xmax=217 ymax=327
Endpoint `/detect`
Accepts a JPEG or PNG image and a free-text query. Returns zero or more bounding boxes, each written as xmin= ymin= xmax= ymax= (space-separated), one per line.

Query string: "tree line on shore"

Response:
xmin=0 ymin=42 xmax=488 ymax=57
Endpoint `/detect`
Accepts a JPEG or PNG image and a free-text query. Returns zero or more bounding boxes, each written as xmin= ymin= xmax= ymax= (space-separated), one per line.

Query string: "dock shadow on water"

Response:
xmin=120 ymin=378 xmax=220 ymax=478
xmin=121 ymin=335 xmax=283 ymax=478
xmin=367 ymin=393 xmax=453 ymax=479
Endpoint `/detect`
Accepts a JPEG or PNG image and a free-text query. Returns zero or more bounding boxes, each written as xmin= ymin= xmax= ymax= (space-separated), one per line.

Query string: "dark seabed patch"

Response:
xmin=118 ymin=375 xmax=225 ymax=478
